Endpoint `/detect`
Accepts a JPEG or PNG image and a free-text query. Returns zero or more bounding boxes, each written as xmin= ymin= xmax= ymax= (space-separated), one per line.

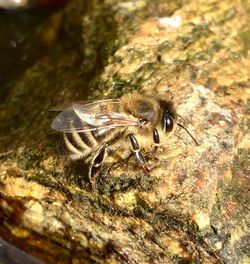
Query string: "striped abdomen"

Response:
xmin=62 ymin=126 xmax=119 ymax=162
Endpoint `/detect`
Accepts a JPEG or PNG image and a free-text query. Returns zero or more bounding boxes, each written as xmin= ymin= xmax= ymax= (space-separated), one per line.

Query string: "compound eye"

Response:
xmin=162 ymin=112 xmax=174 ymax=133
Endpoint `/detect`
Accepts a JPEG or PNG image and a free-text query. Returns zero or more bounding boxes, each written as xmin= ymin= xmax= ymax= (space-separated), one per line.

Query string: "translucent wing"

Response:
xmin=51 ymin=99 xmax=140 ymax=133
xmin=50 ymin=99 xmax=120 ymax=112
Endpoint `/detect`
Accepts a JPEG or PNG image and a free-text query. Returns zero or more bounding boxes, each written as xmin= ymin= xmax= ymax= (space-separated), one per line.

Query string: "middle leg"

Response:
xmin=127 ymin=133 xmax=150 ymax=173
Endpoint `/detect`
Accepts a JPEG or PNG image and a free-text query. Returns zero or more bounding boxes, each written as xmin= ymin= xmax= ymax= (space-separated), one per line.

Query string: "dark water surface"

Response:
xmin=0 ymin=3 xmax=67 ymax=102
xmin=0 ymin=237 xmax=44 ymax=264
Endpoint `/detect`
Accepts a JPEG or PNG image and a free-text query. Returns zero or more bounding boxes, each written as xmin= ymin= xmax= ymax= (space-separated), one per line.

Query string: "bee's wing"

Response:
xmin=50 ymin=99 xmax=120 ymax=112
xmin=51 ymin=100 xmax=139 ymax=133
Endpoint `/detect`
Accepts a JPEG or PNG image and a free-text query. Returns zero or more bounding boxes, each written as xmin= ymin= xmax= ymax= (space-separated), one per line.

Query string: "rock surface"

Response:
xmin=0 ymin=0 xmax=249 ymax=263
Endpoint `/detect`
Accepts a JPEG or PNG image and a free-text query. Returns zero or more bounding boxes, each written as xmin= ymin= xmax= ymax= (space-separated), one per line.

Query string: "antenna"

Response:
xmin=177 ymin=123 xmax=199 ymax=146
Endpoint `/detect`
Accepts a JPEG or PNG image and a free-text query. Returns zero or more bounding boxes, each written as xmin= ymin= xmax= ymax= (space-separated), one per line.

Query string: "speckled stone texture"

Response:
xmin=0 ymin=0 xmax=249 ymax=263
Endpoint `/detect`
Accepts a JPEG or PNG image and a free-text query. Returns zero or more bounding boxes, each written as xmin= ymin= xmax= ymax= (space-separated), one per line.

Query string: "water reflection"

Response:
xmin=0 ymin=1 xmax=67 ymax=101
xmin=0 ymin=0 xmax=68 ymax=10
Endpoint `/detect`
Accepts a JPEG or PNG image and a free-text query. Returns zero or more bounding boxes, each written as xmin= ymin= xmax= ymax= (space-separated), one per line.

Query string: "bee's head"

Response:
xmin=159 ymin=100 xmax=176 ymax=133
xmin=161 ymin=110 xmax=174 ymax=133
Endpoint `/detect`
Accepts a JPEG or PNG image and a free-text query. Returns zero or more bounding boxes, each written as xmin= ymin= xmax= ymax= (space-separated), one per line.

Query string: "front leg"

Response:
xmin=127 ymin=133 xmax=150 ymax=173
xmin=153 ymin=128 xmax=160 ymax=152
xmin=88 ymin=144 xmax=108 ymax=190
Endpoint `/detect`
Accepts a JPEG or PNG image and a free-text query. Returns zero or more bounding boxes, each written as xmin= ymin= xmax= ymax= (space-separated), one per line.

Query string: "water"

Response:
xmin=0 ymin=3 xmax=67 ymax=102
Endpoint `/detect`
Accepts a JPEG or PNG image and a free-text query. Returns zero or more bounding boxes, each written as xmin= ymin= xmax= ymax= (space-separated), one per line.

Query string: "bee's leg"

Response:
xmin=153 ymin=128 xmax=160 ymax=152
xmin=127 ymin=133 xmax=150 ymax=173
xmin=88 ymin=144 xmax=108 ymax=190
xmin=133 ymin=128 xmax=160 ymax=169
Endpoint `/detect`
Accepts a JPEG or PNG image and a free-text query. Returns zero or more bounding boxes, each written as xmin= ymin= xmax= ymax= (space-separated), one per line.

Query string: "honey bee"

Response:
xmin=51 ymin=93 xmax=198 ymax=189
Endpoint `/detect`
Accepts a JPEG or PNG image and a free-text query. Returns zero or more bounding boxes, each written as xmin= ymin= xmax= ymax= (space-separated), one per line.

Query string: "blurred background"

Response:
xmin=0 ymin=0 xmax=69 ymax=102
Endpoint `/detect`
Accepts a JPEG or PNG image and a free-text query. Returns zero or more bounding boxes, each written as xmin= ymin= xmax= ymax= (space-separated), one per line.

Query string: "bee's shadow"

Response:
xmin=95 ymin=159 xmax=158 ymax=196
xmin=63 ymin=159 xmax=90 ymax=189
xmin=62 ymin=157 xmax=158 ymax=194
